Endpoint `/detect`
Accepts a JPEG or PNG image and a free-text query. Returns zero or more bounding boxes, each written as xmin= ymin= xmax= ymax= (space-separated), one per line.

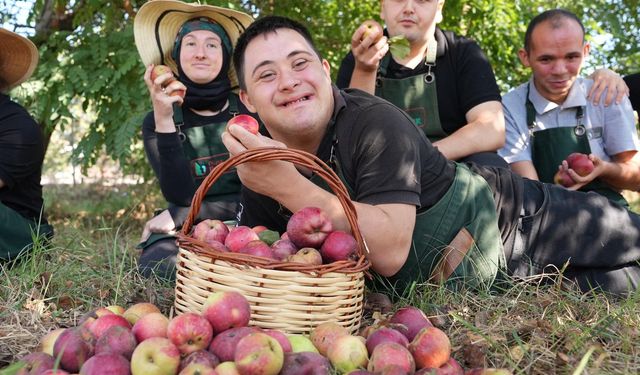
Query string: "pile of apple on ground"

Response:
xmin=10 ymin=290 xmax=512 ymax=375
xmin=192 ymin=206 xmax=361 ymax=264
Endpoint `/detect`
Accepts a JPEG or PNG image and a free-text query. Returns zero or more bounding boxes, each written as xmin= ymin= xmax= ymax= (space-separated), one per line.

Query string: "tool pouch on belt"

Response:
xmin=372 ymin=163 xmax=505 ymax=295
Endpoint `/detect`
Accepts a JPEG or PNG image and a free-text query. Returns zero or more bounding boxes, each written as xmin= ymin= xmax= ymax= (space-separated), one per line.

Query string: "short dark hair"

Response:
xmin=233 ymin=15 xmax=322 ymax=90
xmin=524 ymin=9 xmax=585 ymax=52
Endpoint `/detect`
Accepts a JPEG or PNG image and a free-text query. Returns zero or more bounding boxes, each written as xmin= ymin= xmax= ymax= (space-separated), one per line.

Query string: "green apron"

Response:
xmin=375 ymin=38 xmax=447 ymax=141
xmin=138 ymin=98 xmax=242 ymax=249
xmin=526 ymin=85 xmax=627 ymax=206
xmin=326 ymin=96 xmax=504 ymax=295
xmin=0 ymin=202 xmax=53 ymax=261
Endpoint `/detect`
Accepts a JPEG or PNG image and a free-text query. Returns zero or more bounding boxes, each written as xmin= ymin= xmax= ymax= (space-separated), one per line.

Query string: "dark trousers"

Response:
xmin=508 ymin=179 xmax=640 ymax=294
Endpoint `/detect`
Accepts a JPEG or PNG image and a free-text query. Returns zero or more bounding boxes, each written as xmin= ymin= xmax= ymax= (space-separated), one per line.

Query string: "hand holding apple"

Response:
xmin=227 ymin=114 xmax=260 ymax=135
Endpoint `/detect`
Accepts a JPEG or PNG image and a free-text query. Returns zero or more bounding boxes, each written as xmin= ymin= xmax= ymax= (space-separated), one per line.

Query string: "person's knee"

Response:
xmin=138 ymin=238 xmax=178 ymax=281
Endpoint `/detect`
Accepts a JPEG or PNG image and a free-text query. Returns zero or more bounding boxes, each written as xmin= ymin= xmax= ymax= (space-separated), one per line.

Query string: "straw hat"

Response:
xmin=0 ymin=28 xmax=39 ymax=92
xmin=134 ymin=0 xmax=254 ymax=89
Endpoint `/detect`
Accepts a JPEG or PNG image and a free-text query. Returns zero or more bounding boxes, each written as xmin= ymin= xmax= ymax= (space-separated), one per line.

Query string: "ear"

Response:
xmin=239 ymin=90 xmax=256 ymax=113
xmin=518 ymin=48 xmax=530 ymax=67
xmin=321 ymin=59 xmax=331 ymax=79
xmin=435 ymin=0 xmax=445 ymax=23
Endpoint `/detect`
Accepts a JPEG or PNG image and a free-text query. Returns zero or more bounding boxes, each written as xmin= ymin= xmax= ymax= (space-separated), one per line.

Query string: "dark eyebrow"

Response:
xmin=251 ymin=49 xmax=315 ymax=78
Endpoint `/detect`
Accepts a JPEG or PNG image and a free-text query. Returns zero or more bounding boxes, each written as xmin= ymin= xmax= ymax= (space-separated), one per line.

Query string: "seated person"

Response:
xmin=225 ymin=15 xmax=640 ymax=297
xmin=499 ymin=9 xmax=640 ymax=207
xmin=132 ymin=0 xmax=257 ymax=279
xmin=337 ymin=0 xmax=506 ymax=167
xmin=0 ymin=28 xmax=53 ymax=261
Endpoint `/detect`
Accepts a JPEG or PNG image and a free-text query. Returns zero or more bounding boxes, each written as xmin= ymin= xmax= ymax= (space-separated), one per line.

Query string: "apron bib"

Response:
xmin=526 ymin=89 xmax=627 ymax=207
xmin=138 ymin=98 xmax=242 ymax=250
xmin=375 ymin=39 xmax=447 ymax=141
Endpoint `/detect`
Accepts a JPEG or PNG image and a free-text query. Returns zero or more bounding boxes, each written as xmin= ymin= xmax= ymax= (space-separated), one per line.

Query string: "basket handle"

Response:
xmin=180 ymin=147 xmax=367 ymax=258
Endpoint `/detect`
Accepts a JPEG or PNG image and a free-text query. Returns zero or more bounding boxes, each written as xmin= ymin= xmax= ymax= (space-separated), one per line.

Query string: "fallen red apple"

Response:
xmin=179 ymin=350 xmax=220 ymax=373
xmin=566 ymin=152 xmax=594 ymax=177
xmin=201 ymin=291 xmax=251 ymax=335
xmin=123 ymin=302 xmax=161 ymax=325
xmin=88 ymin=314 xmax=131 ymax=340
xmin=367 ymin=342 xmax=415 ymax=374
xmin=167 ymin=312 xmax=214 ymax=356
xmin=408 ymin=326 xmax=451 ymax=370
xmin=226 ymin=114 xmax=259 ymax=135
xmin=79 ymin=352 xmax=130 ymax=375
xmin=326 ymin=334 xmax=369 ymax=374
xmin=309 ymin=321 xmax=349 ymax=357
xmin=94 ymin=325 xmax=137 ymax=360
xmin=319 ymin=230 xmax=358 ymax=263
xmin=279 ymin=351 xmax=332 ymax=375
xmin=286 ymin=207 xmax=333 ymax=249
xmin=234 ymin=332 xmax=284 ymax=375
xmin=208 ymin=326 xmax=260 ymax=362
xmin=365 ymin=326 xmax=410 ymax=354
xmin=39 ymin=328 xmax=66 ymax=356
xmin=131 ymin=311 xmax=169 ymax=343
xmin=416 ymin=356 xmax=464 ymax=374
xmin=15 ymin=352 xmax=55 ymax=375
xmin=130 ymin=337 xmax=181 ymax=375
xmin=389 ymin=306 xmax=433 ymax=342
xmin=52 ymin=327 xmax=95 ymax=373
xmin=264 ymin=329 xmax=293 ymax=353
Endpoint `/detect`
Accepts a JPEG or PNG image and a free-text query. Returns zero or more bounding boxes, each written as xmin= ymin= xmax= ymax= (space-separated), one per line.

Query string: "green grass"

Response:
xmin=1 ymin=184 xmax=639 ymax=373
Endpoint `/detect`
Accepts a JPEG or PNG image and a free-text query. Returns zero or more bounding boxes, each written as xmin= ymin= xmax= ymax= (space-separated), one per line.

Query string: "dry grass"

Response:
xmin=1 ymin=184 xmax=639 ymax=373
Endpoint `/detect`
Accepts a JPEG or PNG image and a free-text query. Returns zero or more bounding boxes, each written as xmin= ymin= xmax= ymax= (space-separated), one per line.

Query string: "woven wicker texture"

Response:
xmin=175 ymin=147 xmax=370 ymax=334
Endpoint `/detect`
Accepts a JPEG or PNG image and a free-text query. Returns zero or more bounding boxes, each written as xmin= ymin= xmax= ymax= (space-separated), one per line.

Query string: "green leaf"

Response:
xmin=0 ymin=361 xmax=26 ymax=375
xmin=388 ymin=35 xmax=410 ymax=60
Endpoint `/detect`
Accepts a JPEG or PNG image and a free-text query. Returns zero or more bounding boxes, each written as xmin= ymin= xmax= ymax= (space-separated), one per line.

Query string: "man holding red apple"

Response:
xmin=223 ymin=16 xmax=640 ymax=298
xmin=499 ymin=9 xmax=640 ymax=206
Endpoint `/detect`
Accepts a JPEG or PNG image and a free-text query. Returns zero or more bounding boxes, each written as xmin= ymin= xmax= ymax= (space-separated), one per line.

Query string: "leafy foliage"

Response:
xmin=1 ymin=0 xmax=638 ymax=174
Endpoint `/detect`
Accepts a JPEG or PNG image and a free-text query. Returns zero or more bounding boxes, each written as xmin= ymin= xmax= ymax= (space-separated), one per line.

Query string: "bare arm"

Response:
xmin=510 ymin=160 xmax=540 ymax=180
xmin=567 ymin=151 xmax=640 ymax=191
xmin=222 ymin=126 xmax=416 ymax=277
xmin=588 ymin=68 xmax=629 ymax=106
xmin=432 ymin=101 xmax=505 ymax=160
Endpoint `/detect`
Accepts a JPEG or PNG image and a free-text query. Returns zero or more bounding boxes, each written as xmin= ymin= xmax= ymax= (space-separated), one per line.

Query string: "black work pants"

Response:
xmin=508 ymin=179 xmax=640 ymax=294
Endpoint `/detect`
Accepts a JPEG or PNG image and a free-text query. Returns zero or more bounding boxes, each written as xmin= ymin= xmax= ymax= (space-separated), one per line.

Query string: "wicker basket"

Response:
xmin=175 ymin=147 xmax=370 ymax=335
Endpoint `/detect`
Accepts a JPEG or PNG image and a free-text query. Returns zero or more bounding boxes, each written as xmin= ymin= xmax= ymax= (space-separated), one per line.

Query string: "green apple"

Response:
xmin=130 ymin=337 xmax=180 ymax=375
xmin=286 ymin=334 xmax=319 ymax=353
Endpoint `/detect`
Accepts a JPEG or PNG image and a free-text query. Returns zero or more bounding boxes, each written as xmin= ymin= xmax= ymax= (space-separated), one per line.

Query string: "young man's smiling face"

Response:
xmin=238 ymin=28 xmax=334 ymax=145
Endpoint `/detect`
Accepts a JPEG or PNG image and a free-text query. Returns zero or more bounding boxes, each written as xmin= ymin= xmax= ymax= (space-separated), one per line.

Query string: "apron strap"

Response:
xmin=376 ymin=37 xmax=438 ymax=85
xmin=172 ymin=103 xmax=187 ymax=142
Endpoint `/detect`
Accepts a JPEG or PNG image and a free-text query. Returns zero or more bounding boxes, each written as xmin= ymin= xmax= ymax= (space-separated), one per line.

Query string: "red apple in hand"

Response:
xmin=150 ymin=64 xmax=175 ymax=84
xmin=553 ymin=169 xmax=576 ymax=187
xmin=227 ymin=114 xmax=259 ymax=135
xmin=566 ymin=152 xmax=594 ymax=177
xmin=286 ymin=207 xmax=333 ymax=248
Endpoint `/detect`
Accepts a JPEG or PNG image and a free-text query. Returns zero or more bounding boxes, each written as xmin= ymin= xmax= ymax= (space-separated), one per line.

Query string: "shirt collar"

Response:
xmin=528 ymin=76 xmax=587 ymax=115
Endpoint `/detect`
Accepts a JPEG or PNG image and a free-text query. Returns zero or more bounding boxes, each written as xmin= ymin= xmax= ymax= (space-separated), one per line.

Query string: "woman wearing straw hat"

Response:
xmin=0 ymin=28 xmax=54 ymax=262
xmin=134 ymin=0 xmax=257 ymax=279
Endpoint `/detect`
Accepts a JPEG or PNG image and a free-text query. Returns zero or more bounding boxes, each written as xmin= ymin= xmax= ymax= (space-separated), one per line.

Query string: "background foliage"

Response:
xmin=2 ymin=0 xmax=639 ymax=176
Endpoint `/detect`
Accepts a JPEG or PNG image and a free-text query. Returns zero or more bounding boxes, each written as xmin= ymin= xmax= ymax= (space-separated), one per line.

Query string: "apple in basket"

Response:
xmin=271 ymin=238 xmax=298 ymax=261
xmin=287 ymin=247 xmax=323 ymax=266
xmin=286 ymin=206 xmax=333 ymax=248
xmin=320 ymin=230 xmax=358 ymax=263
xmin=239 ymin=240 xmax=275 ymax=259
xmin=192 ymin=219 xmax=229 ymax=243
xmin=225 ymin=226 xmax=260 ymax=252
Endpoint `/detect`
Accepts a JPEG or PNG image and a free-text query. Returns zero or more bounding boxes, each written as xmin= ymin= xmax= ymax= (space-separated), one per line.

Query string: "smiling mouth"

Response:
xmin=282 ymin=96 xmax=310 ymax=107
